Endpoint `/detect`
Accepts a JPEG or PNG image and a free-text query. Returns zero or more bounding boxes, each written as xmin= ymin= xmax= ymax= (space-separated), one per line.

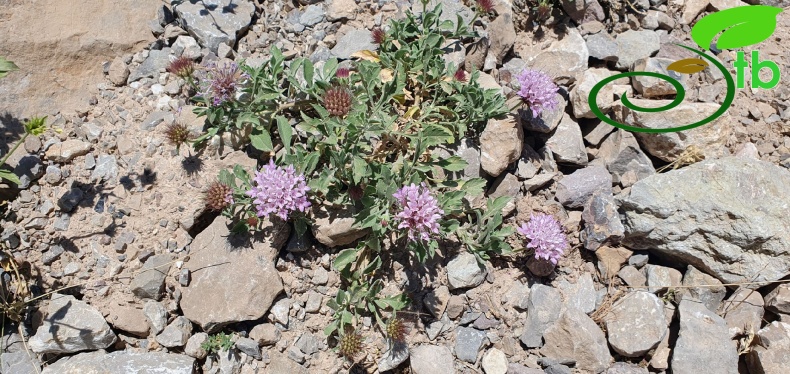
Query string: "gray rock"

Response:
xmin=558 ymin=273 xmax=596 ymax=314
xmin=172 ymin=35 xmax=201 ymax=59
xmin=128 ymin=48 xmax=171 ymax=83
xmin=481 ymin=348 xmax=508 ymax=374
xmin=0 ymin=350 xmax=41 ymax=374
xmin=541 ymin=308 xmax=612 ymax=373
xmin=305 ymin=290 xmax=322 ymax=313
xmin=299 ymin=4 xmax=325 ymax=26
xmin=555 ymin=166 xmax=612 ymax=208
xmin=571 ymin=68 xmax=614 ymax=118
xmin=672 ymin=298 xmax=738 ymax=374
xmin=523 ymin=172 xmax=555 ymax=192
xmin=746 ymin=321 xmax=790 ymax=374
xmin=631 ymin=58 xmax=688 ymax=98
xmin=13 ymin=155 xmax=44 ymax=189
xmin=326 ymin=0 xmax=357 ymax=21
xmin=618 ymin=266 xmax=647 ymax=287
xmin=235 ymin=337 xmax=261 ymax=359
xmin=29 ymin=293 xmax=117 ymax=354
xmin=480 ymin=116 xmax=523 ymax=177
xmin=181 ymin=216 xmax=287 ymax=333
xmin=520 ymin=284 xmax=563 ymax=348
xmin=612 ymin=99 xmax=731 ymax=162
xmin=270 ymin=297 xmax=290 ymax=326
xmin=143 ymin=301 xmax=168 ymax=334
xmin=521 ymin=93 xmax=566 ymax=134
xmin=330 ymin=28 xmax=378 ymax=59
xmin=645 ymin=265 xmax=682 ymax=293
xmin=487 ymin=9 xmax=516 ymax=64
xmin=623 ymin=252 xmax=646 ymax=267
xmin=45 ymin=139 xmax=91 ymax=163
xmin=311 ymin=267 xmax=329 ymax=285
xmin=720 ymin=287 xmax=764 ymax=338
xmin=156 ymin=316 xmax=192 ymax=348
xmin=250 ymin=323 xmax=280 ymax=346
xmin=63 ymin=262 xmax=80 ymax=276
xmin=91 ymin=154 xmax=119 ymax=182
xmin=621 ymin=157 xmax=790 ymax=285
xmin=41 ymin=244 xmax=64 ymax=265
xmin=604 ymin=291 xmax=667 ymax=357
xmin=447 ymin=252 xmax=486 ymax=290
xmin=411 ymin=345 xmax=456 ymax=374
xmin=294 ymin=333 xmax=320 ymax=355
xmin=595 ymin=130 xmax=655 ymax=187
xmin=40 ymin=351 xmax=194 ymax=374
xmin=582 ymin=190 xmax=624 ymax=250
xmin=84 ymin=153 xmax=95 ymax=169
xmin=268 ymin=352 xmax=308 ymax=374
xmin=130 ymin=254 xmax=172 ymax=300
xmin=424 ymin=285 xmax=451 ymax=318
xmin=140 ymin=111 xmax=172 ymax=131
xmin=174 ymin=0 xmax=255 ymax=54
xmin=614 ymin=30 xmax=660 ymax=70
xmin=507 ymin=363 xmax=544 ymax=374
xmin=107 ymin=56 xmax=129 ymax=86
xmin=44 ymin=165 xmax=62 ymax=184
xmin=585 ymin=31 xmax=618 ymax=62
xmin=311 ymin=206 xmax=369 ymax=248
xmin=53 ymin=214 xmax=71 ymax=231
xmin=516 ymin=144 xmax=541 ymax=180
xmin=378 ymin=341 xmax=409 ymax=372
xmin=185 ymin=332 xmax=208 ymax=359
xmin=678 ymin=265 xmax=726 ymax=312
xmin=527 ymin=28 xmax=588 ymax=80
xmin=547 ymin=117 xmax=587 ymax=168
xmin=766 ymin=284 xmax=790 ymax=314
xmin=606 ymin=362 xmax=649 ymax=373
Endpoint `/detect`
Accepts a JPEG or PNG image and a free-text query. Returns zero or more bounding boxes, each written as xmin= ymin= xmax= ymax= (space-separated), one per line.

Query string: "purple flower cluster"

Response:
xmin=515 ymin=69 xmax=559 ymax=118
xmin=246 ymin=160 xmax=311 ymax=220
xmin=393 ymin=183 xmax=444 ymax=242
xmin=199 ymin=62 xmax=248 ymax=106
xmin=517 ymin=213 xmax=567 ymax=265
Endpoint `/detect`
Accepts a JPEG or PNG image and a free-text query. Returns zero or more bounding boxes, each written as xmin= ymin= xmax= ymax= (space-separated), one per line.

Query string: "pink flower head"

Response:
xmin=246 ymin=160 xmax=311 ymax=220
xmin=393 ymin=183 xmax=444 ymax=242
xmin=336 ymin=67 xmax=350 ymax=79
xmin=199 ymin=61 xmax=248 ymax=106
xmin=515 ymin=69 xmax=559 ymax=118
xmin=517 ymin=213 xmax=567 ymax=265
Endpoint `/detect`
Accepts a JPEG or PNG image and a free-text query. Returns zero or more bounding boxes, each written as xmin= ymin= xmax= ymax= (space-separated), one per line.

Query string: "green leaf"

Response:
xmin=302 ymin=152 xmax=320 ymax=175
xmin=460 ymin=178 xmax=487 ymax=196
xmin=323 ymin=58 xmax=339 ymax=79
xmin=276 ymin=115 xmax=292 ymax=151
xmin=485 ymin=196 xmax=511 ymax=219
xmin=352 ymin=156 xmax=368 ymax=184
xmin=421 ymin=124 xmax=454 ymax=148
xmin=333 ymin=248 xmax=358 ymax=272
xmin=0 ymin=170 xmax=20 ymax=185
xmin=236 ymin=112 xmax=261 ymax=128
xmin=249 ymin=128 xmax=274 ymax=151
xmin=324 ymin=322 xmax=338 ymax=336
xmin=0 ymin=57 xmax=19 ymax=79
xmin=435 ymin=155 xmax=467 ymax=172
xmin=691 ymin=5 xmax=783 ymax=50
xmin=218 ymin=169 xmax=235 ymax=188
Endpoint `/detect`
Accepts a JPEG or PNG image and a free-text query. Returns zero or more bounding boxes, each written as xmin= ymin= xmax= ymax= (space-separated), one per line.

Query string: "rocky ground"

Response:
xmin=1 ymin=0 xmax=790 ymax=373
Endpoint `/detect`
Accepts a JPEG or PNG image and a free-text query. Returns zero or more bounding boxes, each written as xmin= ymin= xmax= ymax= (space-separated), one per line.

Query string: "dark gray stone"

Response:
xmin=454 ymin=327 xmax=487 ymax=363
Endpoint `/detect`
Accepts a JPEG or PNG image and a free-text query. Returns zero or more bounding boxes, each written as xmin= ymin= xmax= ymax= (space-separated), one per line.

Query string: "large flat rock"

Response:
xmin=620 ymin=157 xmax=790 ymax=286
xmin=180 ymin=215 xmax=288 ymax=333
xmin=41 ymin=350 xmax=195 ymax=374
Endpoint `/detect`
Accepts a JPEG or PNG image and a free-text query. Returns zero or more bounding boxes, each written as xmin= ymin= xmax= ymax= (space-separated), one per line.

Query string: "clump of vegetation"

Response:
xmin=173 ymin=0 xmax=570 ymax=363
xmin=201 ymin=331 xmax=235 ymax=354
xmin=0 ymin=116 xmax=48 ymax=186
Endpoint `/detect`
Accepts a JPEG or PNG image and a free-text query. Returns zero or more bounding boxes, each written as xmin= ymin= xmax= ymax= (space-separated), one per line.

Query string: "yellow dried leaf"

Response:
xmin=404 ymin=106 xmax=420 ymax=119
xmin=667 ymin=58 xmax=709 ymax=74
xmin=379 ymin=68 xmax=394 ymax=83
xmin=392 ymin=40 xmax=402 ymax=50
xmin=349 ymin=50 xmax=380 ymax=62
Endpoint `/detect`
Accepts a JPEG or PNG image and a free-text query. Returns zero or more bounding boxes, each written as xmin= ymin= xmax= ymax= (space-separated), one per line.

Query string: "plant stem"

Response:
xmin=0 ymin=133 xmax=28 ymax=167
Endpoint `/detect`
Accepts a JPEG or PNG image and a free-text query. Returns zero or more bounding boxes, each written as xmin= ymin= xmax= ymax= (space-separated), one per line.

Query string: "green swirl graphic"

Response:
xmin=588 ymin=44 xmax=736 ymax=133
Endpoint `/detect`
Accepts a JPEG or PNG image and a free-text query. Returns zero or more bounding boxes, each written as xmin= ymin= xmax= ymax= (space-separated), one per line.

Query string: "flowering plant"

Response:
xmin=517 ymin=213 xmax=568 ymax=265
xmin=515 ymin=68 xmax=559 ymax=118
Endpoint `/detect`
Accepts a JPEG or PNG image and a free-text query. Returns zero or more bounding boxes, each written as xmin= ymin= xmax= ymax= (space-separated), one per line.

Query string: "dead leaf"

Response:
xmin=379 ymin=68 xmax=394 ymax=83
xmin=667 ymin=58 xmax=709 ymax=74
xmin=349 ymin=50 xmax=380 ymax=63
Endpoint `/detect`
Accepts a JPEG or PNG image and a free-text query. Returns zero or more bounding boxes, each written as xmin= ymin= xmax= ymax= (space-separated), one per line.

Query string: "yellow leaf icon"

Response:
xmin=349 ymin=50 xmax=380 ymax=63
xmin=667 ymin=58 xmax=709 ymax=74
